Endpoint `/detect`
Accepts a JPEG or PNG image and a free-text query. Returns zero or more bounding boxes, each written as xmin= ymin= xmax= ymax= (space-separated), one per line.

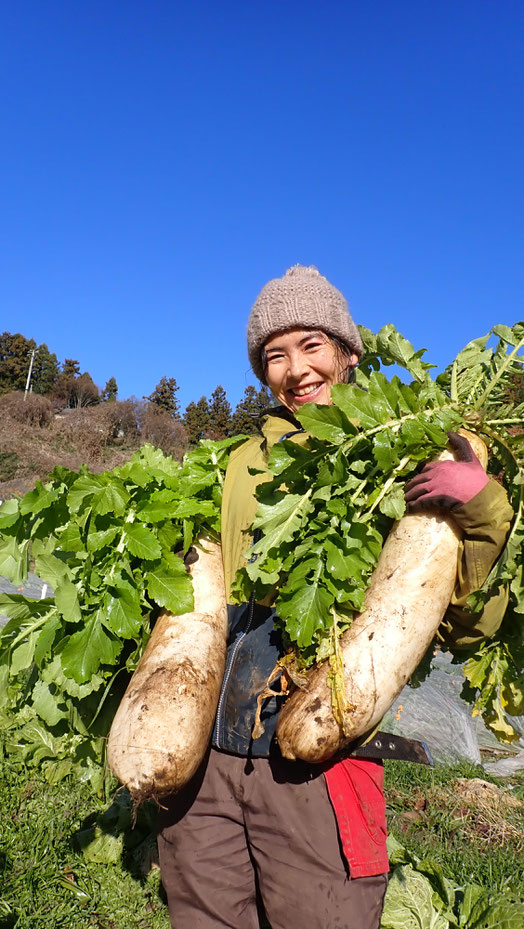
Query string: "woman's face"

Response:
xmin=263 ymin=328 xmax=357 ymax=414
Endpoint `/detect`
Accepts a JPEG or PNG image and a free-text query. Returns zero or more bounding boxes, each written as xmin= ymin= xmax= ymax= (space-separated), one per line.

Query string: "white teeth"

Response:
xmin=293 ymin=384 xmax=321 ymax=397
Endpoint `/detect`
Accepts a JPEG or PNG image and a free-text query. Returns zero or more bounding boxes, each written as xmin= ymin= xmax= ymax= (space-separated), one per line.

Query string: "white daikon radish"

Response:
xmin=276 ymin=431 xmax=488 ymax=763
xmin=107 ymin=539 xmax=227 ymax=800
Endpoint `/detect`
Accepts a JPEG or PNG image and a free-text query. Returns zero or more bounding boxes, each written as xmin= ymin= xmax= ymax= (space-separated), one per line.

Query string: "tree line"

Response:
xmin=0 ymin=331 xmax=273 ymax=442
xmin=149 ymin=377 xmax=272 ymax=442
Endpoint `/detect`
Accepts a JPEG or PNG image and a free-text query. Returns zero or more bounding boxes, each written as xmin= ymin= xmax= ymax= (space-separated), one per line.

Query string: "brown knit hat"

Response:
xmin=247 ymin=265 xmax=363 ymax=383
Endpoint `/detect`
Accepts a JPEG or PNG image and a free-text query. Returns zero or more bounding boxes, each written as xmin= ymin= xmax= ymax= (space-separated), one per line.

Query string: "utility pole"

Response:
xmin=24 ymin=349 xmax=36 ymax=400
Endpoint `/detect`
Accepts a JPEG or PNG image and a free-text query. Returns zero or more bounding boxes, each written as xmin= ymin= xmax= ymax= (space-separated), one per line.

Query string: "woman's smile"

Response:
xmin=289 ymin=381 xmax=326 ymax=404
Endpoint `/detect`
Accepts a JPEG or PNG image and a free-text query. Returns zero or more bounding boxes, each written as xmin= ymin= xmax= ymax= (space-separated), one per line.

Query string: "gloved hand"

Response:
xmin=404 ymin=432 xmax=489 ymax=512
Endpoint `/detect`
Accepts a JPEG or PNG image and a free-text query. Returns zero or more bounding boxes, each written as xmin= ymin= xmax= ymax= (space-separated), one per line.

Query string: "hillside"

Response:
xmin=0 ymin=392 xmax=188 ymax=499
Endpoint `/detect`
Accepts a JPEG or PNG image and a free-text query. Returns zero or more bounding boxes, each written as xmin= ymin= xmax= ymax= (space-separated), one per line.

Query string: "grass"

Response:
xmin=0 ymin=757 xmax=170 ymax=929
xmin=384 ymin=758 xmax=524 ymax=897
xmin=0 ymin=452 xmax=19 ymax=483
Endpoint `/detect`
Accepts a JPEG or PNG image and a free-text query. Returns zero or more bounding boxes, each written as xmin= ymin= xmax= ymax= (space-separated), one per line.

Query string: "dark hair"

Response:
xmin=329 ymin=334 xmax=358 ymax=384
xmin=260 ymin=329 xmax=357 ymax=384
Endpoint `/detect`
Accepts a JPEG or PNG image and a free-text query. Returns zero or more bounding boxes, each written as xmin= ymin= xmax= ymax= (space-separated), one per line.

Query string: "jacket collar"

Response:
xmin=257 ymin=406 xmax=305 ymax=450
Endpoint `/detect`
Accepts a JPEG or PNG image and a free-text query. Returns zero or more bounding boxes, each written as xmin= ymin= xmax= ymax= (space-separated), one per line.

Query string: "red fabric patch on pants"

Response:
xmin=324 ymin=758 xmax=389 ymax=878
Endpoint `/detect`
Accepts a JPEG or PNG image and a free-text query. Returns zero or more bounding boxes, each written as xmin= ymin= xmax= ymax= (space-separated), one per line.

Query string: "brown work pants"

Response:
xmin=157 ymin=749 xmax=387 ymax=929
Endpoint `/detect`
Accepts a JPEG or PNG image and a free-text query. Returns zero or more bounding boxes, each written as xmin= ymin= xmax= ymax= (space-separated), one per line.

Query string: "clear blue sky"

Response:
xmin=1 ymin=1 xmax=523 ymax=409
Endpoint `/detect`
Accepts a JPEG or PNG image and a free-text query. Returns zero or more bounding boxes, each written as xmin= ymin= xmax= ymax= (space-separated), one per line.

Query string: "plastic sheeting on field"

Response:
xmin=382 ymin=648 xmax=524 ymax=775
xmin=0 ymin=572 xmax=52 ymax=627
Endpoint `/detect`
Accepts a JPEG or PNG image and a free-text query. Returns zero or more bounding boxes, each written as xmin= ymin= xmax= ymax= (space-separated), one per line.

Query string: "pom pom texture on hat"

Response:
xmin=247 ymin=265 xmax=363 ymax=383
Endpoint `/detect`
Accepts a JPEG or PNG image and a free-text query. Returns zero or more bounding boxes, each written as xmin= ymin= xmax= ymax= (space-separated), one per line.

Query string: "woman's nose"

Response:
xmin=288 ymin=351 xmax=307 ymax=379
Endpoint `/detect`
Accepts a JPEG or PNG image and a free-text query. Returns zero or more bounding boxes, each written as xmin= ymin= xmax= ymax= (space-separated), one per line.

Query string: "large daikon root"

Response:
xmin=276 ymin=431 xmax=488 ymax=764
xmin=107 ymin=539 xmax=227 ymax=801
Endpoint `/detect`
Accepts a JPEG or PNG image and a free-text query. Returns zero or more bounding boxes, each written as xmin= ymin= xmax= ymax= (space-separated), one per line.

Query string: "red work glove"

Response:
xmin=404 ymin=432 xmax=489 ymax=512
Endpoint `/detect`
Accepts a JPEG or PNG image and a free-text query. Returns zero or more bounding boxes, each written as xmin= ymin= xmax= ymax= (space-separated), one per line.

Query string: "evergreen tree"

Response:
xmin=255 ymin=385 xmax=272 ymax=412
xmin=62 ymin=359 xmax=81 ymax=378
xmin=230 ymin=385 xmax=259 ymax=435
xmin=184 ymin=396 xmax=210 ymax=444
xmin=0 ymin=332 xmax=37 ymax=393
xmin=32 ymin=344 xmax=59 ymax=395
xmin=207 ymin=385 xmax=231 ymax=440
xmin=147 ymin=376 xmax=180 ymax=418
xmin=230 ymin=384 xmax=273 ymax=435
xmin=102 ymin=377 xmax=118 ymax=402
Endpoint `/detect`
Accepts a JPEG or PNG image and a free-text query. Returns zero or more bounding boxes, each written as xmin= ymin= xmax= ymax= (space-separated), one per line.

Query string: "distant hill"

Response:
xmin=0 ymin=392 xmax=188 ymax=498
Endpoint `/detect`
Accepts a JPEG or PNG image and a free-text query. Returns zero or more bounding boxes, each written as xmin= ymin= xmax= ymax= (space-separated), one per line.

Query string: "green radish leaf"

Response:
xmin=266 ymin=441 xmax=303 ymax=476
xmin=296 ymin=403 xmax=355 ymax=444
xmin=324 ymin=539 xmax=354 ymax=582
xmin=182 ymin=518 xmax=193 ymax=555
xmin=19 ymin=483 xmax=59 ymax=516
xmin=372 ymin=428 xmax=399 ymax=470
xmin=0 ymin=537 xmax=29 ymax=584
xmin=103 ymin=587 xmax=143 ymax=638
xmin=33 ymin=613 xmax=62 ymax=668
xmin=0 ymin=661 xmax=9 ymax=707
xmin=60 ymin=611 xmax=122 ymax=683
xmin=330 ymin=383 xmax=385 ymax=429
xmin=55 ymin=578 xmax=82 ymax=622
xmin=67 ymin=473 xmax=105 ymax=512
xmin=146 ymin=555 xmax=194 ymax=614
xmin=32 ymin=680 xmax=68 ymax=726
xmin=92 ymin=479 xmax=130 ymax=517
xmin=124 ymin=523 xmax=162 ymax=560
xmin=11 ymin=632 xmax=38 ymax=674
xmin=278 ymin=569 xmax=333 ymax=649
xmin=492 ymin=323 xmax=517 ymax=344
xmin=158 ymin=520 xmax=183 ymax=555
xmin=168 ymin=499 xmax=216 ymax=519
xmin=59 ymin=522 xmax=85 ymax=552
xmin=34 ymin=552 xmax=72 ymax=589
xmin=86 ymin=526 xmax=119 ymax=552
xmin=379 ymin=484 xmax=406 ymax=519
xmin=376 ymin=325 xmax=433 ymax=380
xmin=41 ymin=655 xmax=105 ymax=698
xmin=136 ymin=489 xmax=178 ymax=522
xmin=251 ymin=491 xmax=313 ymax=558
xmin=0 ymin=593 xmax=51 ymax=625
xmin=0 ymin=498 xmax=19 ymax=528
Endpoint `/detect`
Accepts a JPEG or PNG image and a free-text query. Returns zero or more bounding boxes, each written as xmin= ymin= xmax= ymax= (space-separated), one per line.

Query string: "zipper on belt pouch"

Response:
xmin=214 ymin=527 xmax=262 ymax=748
xmin=214 ymin=592 xmax=257 ymax=747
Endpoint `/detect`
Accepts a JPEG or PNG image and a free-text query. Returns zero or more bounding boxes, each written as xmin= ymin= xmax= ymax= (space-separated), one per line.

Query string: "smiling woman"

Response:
xmin=155 ymin=265 xmax=513 ymax=929
xmin=157 ymin=267 xmax=393 ymax=929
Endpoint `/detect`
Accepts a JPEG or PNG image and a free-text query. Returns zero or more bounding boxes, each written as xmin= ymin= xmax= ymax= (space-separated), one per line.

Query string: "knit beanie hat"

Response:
xmin=247 ymin=265 xmax=363 ymax=383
